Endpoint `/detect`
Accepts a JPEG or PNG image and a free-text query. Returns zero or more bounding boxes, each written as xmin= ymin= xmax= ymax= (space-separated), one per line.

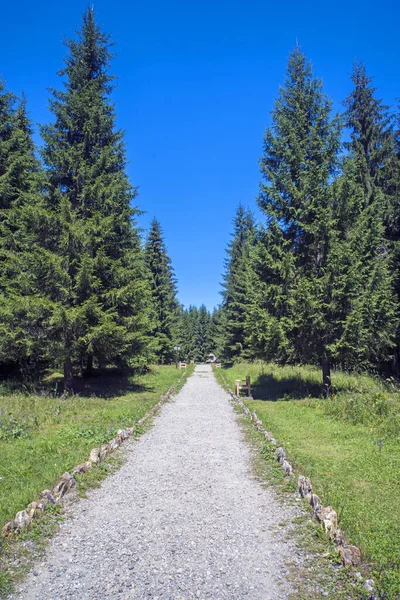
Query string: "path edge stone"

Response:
xmin=2 ymin=369 xmax=188 ymax=540
xmin=217 ymin=369 xmax=365 ymax=574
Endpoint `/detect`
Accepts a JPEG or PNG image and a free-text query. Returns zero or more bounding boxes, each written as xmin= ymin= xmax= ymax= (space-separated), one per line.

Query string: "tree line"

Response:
xmin=217 ymin=47 xmax=400 ymax=393
xmin=3 ymin=14 xmax=398 ymax=389
xmin=0 ymin=9 xmax=188 ymax=389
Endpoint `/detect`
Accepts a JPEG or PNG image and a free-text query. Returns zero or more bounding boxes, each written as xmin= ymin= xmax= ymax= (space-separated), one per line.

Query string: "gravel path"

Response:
xmin=12 ymin=365 xmax=306 ymax=600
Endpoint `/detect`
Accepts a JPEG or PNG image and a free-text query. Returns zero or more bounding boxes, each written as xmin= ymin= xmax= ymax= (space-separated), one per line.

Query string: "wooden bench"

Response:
xmin=235 ymin=376 xmax=251 ymax=396
xmin=179 ymin=362 xmax=187 ymax=369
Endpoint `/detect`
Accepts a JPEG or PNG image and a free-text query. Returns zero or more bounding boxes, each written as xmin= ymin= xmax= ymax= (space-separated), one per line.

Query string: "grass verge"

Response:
xmin=0 ymin=364 xmax=193 ymax=527
xmin=232 ymin=404 xmax=369 ymax=599
xmin=216 ymin=362 xmax=400 ymax=599
xmin=0 ymin=364 xmax=193 ymax=597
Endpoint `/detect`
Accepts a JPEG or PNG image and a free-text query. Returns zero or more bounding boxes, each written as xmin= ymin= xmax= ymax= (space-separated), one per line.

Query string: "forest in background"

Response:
xmin=1 ymin=9 xmax=400 ymax=392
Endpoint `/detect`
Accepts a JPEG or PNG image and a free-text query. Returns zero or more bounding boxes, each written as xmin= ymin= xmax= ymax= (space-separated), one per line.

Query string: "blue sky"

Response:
xmin=1 ymin=0 xmax=399 ymax=310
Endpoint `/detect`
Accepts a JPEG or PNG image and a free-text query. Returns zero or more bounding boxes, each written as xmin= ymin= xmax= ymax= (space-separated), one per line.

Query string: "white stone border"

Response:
xmin=218 ymin=370 xmax=365 ymax=571
xmin=2 ymin=370 xmax=188 ymax=539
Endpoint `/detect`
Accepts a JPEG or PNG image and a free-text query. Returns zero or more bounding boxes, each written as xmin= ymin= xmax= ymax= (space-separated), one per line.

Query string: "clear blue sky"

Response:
xmin=1 ymin=1 xmax=399 ymax=310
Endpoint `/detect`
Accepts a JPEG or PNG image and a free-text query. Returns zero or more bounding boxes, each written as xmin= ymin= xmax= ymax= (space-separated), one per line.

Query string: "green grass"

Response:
xmin=217 ymin=361 xmax=400 ymax=599
xmin=235 ymin=408 xmax=369 ymax=599
xmin=0 ymin=364 xmax=192 ymax=528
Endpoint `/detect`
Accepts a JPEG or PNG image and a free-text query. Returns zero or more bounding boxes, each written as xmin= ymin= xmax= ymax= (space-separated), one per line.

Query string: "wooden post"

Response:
xmin=235 ymin=377 xmax=251 ymax=396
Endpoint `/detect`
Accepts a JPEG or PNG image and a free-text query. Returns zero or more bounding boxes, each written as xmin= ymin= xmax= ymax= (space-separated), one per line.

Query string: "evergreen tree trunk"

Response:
xmin=322 ymin=356 xmax=331 ymax=397
xmin=393 ymin=348 xmax=400 ymax=375
xmin=64 ymin=357 xmax=73 ymax=393
xmin=85 ymin=353 xmax=94 ymax=376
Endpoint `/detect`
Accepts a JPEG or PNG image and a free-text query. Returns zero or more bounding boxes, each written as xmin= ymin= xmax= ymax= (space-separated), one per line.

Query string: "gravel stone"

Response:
xmin=11 ymin=365 xmax=308 ymax=599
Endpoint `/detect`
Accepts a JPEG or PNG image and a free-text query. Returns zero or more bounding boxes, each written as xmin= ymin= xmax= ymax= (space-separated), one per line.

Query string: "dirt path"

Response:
xmin=11 ymin=365 xmax=307 ymax=600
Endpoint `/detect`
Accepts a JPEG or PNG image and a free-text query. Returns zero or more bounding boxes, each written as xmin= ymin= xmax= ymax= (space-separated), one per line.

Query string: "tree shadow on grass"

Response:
xmin=69 ymin=369 xmax=152 ymax=399
xmin=0 ymin=367 xmax=152 ymax=399
xmin=251 ymin=373 xmax=322 ymax=401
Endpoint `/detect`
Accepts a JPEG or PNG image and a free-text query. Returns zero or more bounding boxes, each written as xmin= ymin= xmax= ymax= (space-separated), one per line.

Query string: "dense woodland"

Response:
xmin=0 ymin=10 xmax=181 ymax=389
xmin=218 ymin=49 xmax=400 ymax=392
xmin=1 ymin=10 xmax=400 ymax=391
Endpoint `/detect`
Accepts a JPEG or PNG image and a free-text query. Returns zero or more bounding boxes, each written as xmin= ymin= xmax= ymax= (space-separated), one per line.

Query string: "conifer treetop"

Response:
xmin=259 ymin=45 xmax=341 ymax=237
xmin=344 ymin=60 xmax=393 ymax=193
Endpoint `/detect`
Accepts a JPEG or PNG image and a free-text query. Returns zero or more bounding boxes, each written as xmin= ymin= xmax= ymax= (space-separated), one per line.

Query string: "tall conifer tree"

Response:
xmin=177 ymin=305 xmax=198 ymax=362
xmin=209 ymin=305 xmax=225 ymax=360
xmin=340 ymin=62 xmax=397 ymax=369
xmin=258 ymin=46 xmax=341 ymax=391
xmin=251 ymin=50 xmax=396 ymax=389
xmin=39 ymin=9 xmax=152 ymax=389
xmin=0 ymin=85 xmax=45 ymax=370
xmin=387 ymin=107 xmax=400 ymax=370
xmin=194 ymin=304 xmax=212 ymax=362
xmin=325 ymin=158 xmax=396 ymax=368
xmin=245 ymin=221 xmax=295 ymax=362
xmin=145 ymin=218 xmax=179 ymax=364
xmin=344 ymin=61 xmax=393 ymax=202
xmin=221 ymin=205 xmax=255 ymax=361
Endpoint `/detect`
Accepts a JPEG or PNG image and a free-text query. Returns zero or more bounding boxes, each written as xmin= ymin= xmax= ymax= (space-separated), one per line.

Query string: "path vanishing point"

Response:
xmin=12 ymin=365 xmax=309 ymax=600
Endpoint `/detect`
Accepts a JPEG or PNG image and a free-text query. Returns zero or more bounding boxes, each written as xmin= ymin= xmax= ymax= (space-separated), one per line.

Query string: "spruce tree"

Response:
xmin=209 ymin=306 xmax=225 ymax=361
xmin=0 ymin=83 xmax=28 ymax=298
xmin=221 ymin=205 xmax=255 ymax=361
xmin=0 ymin=86 xmax=26 ymax=291
xmin=387 ymin=107 xmax=400 ymax=370
xmin=39 ymin=9 xmax=153 ymax=389
xmin=252 ymin=51 xmax=397 ymax=389
xmin=245 ymin=220 xmax=295 ymax=362
xmin=325 ymin=158 xmax=397 ymax=368
xmin=194 ymin=304 xmax=212 ymax=362
xmin=177 ymin=305 xmax=198 ymax=362
xmin=340 ymin=62 xmax=397 ymax=369
xmin=386 ymin=106 xmax=400 ymax=246
xmin=0 ymin=85 xmax=45 ymax=371
xmin=258 ymin=46 xmax=341 ymax=392
xmin=344 ymin=61 xmax=393 ymax=201
xmin=145 ymin=218 xmax=179 ymax=364
xmin=259 ymin=47 xmax=341 ymax=263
